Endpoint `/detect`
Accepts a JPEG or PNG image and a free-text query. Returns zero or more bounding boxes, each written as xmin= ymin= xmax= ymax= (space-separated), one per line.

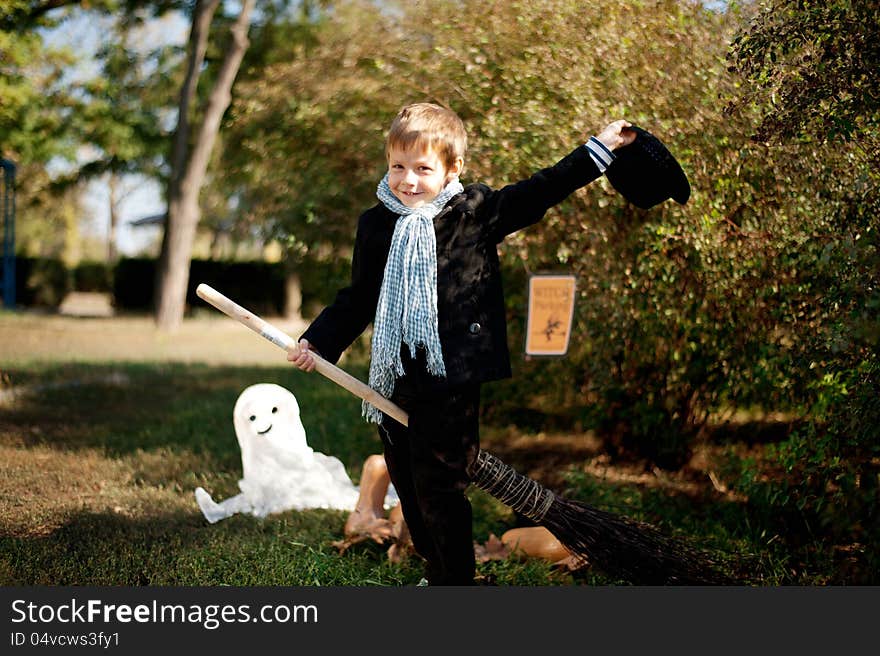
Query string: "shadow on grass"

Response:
xmin=557 ymin=466 xmax=861 ymax=585
xmin=1 ymin=362 xmax=382 ymax=473
xmin=0 ymin=501 xmax=585 ymax=586
xmin=705 ymin=418 xmax=805 ymax=446
xmin=6 ymin=362 xmax=855 ymax=585
xmin=0 ymin=506 xmax=421 ymax=586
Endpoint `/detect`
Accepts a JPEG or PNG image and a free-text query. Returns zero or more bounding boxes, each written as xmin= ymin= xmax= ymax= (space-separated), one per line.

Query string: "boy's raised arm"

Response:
xmin=483 ymin=120 xmax=635 ymax=241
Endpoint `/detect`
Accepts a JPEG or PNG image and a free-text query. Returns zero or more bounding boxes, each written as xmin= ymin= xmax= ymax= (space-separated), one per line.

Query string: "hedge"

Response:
xmin=10 ymin=257 xmax=294 ymax=316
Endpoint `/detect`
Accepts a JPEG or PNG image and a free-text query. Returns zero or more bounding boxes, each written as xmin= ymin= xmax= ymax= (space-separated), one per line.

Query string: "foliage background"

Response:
xmin=2 ymin=0 xmax=877 ymax=582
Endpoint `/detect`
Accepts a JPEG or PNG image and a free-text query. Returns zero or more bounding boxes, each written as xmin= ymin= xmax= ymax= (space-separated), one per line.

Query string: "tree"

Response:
xmin=219 ymin=1 xmax=394 ymax=315
xmin=726 ymin=0 xmax=879 ymax=563
xmin=727 ymin=0 xmax=880 ymax=163
xmin=0 ymin=0 xmax=114 ymax=31
xmin=2 ymin=2 xmax=178 ymax=263
xmin=153 ymin=0 xmax=256 ymax=330
xmin=62 ymin=12 xmax=177 ymax=262
xmin=0 ymin=2 xmax=92 ymax=261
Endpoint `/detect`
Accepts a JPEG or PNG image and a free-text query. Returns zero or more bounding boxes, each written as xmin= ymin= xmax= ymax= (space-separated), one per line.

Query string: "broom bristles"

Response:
xmin=543 ymin=495 xmax=731 ymax=584
xmin=470 ymin=450 xmax=732 ymax=585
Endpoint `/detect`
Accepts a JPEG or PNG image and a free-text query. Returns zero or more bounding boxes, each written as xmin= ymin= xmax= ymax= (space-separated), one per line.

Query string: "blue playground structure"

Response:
xmin=1 ymin=158 xmax=15 ymax=309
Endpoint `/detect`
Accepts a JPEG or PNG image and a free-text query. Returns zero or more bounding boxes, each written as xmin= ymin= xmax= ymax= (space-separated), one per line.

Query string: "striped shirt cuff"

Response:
xmin=585 ymin=136 xmax=615 ymax=173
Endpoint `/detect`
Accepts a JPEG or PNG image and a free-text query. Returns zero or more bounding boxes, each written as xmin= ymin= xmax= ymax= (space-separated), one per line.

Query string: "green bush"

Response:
xmin=7 ymin=255 xmax=347 ymax=318
xmin=187 ymin=259 xmax=286 ymax=317
xmin=112 ymin=258 xmax=155 ymax=311
xmin=73 ymin=261 xmax=113 ymax=293
xmin=14 ymin=256 xmax=71 ymax=308
xmin=112 ymin=258 xmax=289 ymax=316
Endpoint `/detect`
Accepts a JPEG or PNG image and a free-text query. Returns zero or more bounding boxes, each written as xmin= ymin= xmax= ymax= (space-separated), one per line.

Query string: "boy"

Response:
xmin=289 ymin=103 xmax=634 ymax=585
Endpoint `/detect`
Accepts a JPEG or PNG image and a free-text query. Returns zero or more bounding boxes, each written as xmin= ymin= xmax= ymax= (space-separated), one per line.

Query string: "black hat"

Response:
xmin=605 ymin=125 xmax=690 ymax=210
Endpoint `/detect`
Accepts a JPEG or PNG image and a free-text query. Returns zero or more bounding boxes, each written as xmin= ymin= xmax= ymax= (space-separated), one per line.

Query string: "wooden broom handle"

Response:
xmin=195 ymin=283 xmax=410 ymax=427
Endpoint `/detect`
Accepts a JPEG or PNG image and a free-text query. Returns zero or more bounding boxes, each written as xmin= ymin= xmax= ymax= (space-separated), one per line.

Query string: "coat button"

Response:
xmin=468 ymin=322 xmax=481 ymax=334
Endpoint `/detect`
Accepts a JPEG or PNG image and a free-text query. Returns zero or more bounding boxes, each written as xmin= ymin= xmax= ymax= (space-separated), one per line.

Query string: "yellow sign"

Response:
xmin=525 ymin=274 xmax=577 ymax=356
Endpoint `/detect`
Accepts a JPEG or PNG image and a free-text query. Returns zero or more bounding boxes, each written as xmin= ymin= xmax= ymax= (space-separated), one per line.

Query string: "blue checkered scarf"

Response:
xmin=363 ymin=173 xmax=464 ymax=424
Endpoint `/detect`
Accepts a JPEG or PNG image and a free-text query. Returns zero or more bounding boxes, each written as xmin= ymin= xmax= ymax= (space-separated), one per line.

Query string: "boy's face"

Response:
xmin=387 ymin=145 xmax=463 ymax=209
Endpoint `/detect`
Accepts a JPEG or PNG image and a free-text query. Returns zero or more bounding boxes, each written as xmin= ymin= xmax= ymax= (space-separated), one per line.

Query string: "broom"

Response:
xmin=196 ymin=284 xmax=733 ymax=585
xmin=469 ymin=450 xmax=732 ymax=584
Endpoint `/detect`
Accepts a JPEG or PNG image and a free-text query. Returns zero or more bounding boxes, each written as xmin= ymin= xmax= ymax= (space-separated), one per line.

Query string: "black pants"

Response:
xmin=380 ymin=380 xmax=481 ymax=585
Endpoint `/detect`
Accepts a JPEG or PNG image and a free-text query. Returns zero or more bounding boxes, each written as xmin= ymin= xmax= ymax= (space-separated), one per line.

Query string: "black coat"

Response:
xmin=301 ymin=144 xmax=602 ymax=388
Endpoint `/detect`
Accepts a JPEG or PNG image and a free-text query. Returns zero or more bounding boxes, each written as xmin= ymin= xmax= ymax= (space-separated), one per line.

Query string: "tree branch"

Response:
xmin=169 ymin=0 xmax=221 ymax=201
xmin=4 ymin=0 xmax=99 ymax=31
xmin=182 ymin=0 xmax=255 ymax=193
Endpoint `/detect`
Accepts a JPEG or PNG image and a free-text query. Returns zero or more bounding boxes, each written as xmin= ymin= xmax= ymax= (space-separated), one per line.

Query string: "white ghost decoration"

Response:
xmin=194 ymin=383 xmax=397 ymax=524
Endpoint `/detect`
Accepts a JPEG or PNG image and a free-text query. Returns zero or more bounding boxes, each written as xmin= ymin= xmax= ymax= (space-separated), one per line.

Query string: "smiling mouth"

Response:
xmin=257 ymin=424 xmax=273 ymax=435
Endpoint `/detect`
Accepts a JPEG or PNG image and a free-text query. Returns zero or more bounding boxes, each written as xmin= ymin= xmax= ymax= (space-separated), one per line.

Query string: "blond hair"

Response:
xmin=385 ymin=103 xmax=467 ymax=171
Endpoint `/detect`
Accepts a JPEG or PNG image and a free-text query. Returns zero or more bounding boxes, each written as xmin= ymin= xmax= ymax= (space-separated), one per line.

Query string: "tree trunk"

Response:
xmin=154 ymin=0 xmax=255 ymax=330
xmin=284 ymin=270 xmax=302 ymax=321
xmin=107 ymin=172 xmax=119 ymax=262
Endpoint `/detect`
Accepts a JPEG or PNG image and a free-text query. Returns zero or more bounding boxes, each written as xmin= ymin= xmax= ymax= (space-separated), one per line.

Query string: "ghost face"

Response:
xmin=232 ymin=383 xmax=309 ymax=455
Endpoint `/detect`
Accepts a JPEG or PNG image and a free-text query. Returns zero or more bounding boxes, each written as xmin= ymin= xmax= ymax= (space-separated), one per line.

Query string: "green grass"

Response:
xmin=0 ymin=361 xmax=589 ymax=586
xmin=3 ymin=508 xmax=423 ymax=586
xmin=1 ymin=347 xmax=858 ymax=585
